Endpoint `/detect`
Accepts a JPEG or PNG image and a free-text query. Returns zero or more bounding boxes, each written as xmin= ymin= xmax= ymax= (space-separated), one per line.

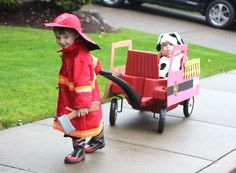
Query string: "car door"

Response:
xmin=170 ymin=0 xmax=204 ymax=10
xmin=148 ymin=0 xmax=177 ymax=7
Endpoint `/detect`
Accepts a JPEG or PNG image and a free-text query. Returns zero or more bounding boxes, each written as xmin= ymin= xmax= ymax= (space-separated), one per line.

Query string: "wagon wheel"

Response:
xmin=110 ymin=98 xmax=118 ymax=126
xmin=183 ymin=97 xmax=194 ymax=117
xmin=158 ymin=108 xmax=166 ymax=133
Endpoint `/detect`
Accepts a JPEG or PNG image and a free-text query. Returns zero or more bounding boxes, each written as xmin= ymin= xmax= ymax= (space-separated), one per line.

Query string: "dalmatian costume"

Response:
xmin=156 ymin=32 xmax=184 ymax=78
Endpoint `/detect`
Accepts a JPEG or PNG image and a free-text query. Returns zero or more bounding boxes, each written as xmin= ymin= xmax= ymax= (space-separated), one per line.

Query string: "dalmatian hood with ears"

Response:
xmin=156 ymin=32 xmax=184 ymax=51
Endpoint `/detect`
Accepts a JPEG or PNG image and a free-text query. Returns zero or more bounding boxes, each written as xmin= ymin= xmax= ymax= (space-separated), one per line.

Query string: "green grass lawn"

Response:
xmin=1 ymin=26 xmax=236 ymax=130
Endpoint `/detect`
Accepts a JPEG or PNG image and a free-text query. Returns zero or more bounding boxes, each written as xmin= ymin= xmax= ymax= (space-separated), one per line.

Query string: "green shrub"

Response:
xmin=52 ymin=0 xmax=94 ymax=11
xmin=0 ymin=0 xmax=93 ymax=11
xmin=0 ymin=0 xmax=22 ymax=9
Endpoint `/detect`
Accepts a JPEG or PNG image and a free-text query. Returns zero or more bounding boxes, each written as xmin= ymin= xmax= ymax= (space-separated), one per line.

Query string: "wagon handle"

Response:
xmin=99 ymin=70 xmax=141 ymax=109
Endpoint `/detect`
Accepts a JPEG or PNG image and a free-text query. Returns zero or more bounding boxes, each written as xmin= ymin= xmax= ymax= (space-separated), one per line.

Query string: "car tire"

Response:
xmin=101 ymin=0 xmax=124 ymax=7
xmin=128 ymin=0 xmax=143 ymax=6
xmin=205 ymin=0 xmax=235 ymax=29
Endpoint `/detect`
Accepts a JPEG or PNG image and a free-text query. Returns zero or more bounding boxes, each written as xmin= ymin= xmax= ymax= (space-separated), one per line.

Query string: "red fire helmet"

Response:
xmin=44 ymin=13 xmax=100 ymax=51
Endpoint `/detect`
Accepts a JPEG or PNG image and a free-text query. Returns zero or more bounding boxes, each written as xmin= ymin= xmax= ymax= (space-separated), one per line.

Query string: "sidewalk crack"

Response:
xmin=106 ymin=137 xmax=213 ymax=162
xmin=0 ymin=163 xmax=37 ymax=173
xmin=195 ymin=148 xmax=236 ymax=172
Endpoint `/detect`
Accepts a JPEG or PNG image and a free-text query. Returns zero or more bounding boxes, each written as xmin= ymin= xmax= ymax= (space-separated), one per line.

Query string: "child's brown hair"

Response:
xmin=53 ymin=27 xmax=78 ymax=35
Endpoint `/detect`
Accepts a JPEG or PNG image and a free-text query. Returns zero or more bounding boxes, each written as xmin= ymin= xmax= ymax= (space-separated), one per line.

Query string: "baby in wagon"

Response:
xmin=156 ymin=32 xmax=185 ymax=78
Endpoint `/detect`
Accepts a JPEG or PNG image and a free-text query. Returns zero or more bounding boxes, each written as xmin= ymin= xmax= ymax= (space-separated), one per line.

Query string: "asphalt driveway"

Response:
xmin=83 ymin=3 xmax=236 ymax=54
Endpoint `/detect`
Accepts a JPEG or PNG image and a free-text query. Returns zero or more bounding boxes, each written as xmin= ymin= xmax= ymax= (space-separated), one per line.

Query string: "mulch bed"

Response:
xmin=0 ymin=1 xmax=116 ymax=33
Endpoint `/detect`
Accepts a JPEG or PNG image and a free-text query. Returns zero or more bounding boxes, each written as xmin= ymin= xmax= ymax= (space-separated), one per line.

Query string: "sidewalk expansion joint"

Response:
xmin=195 ymin=148 xmax=236 ymax=172
xmin=183 ymin=117 xmax=236 ymax=129
xmin=106 ymin=137 xmax=213 ymax=162
xmin=0 ymin=163 xmax=37 ymax=173
xmin=121 ymin=107 xmax=236 ymax=129
xmin=165 ymin=114 xmax=236 ymax=129
xmin=33 ymin=122 xmax=52 ymax=127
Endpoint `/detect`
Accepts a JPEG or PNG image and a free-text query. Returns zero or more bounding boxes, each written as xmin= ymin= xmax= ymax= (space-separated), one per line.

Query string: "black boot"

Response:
xmin=85 ymin=136 xmax=105 ymax=153
xmin=64 ymin=138 xmax=85 ymax=164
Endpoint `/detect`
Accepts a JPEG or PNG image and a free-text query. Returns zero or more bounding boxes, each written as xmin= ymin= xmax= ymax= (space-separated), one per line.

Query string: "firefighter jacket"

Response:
xmin=53 ymin=39 xmax=103 ymax=139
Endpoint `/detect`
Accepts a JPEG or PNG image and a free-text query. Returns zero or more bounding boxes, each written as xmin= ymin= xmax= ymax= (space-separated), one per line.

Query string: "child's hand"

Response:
xmin=77 ymin=108 xmax=88 ymax=117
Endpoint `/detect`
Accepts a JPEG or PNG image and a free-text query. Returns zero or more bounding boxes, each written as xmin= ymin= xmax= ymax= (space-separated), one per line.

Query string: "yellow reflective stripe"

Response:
xmin=59 ymin=78 xmax=66 ymax=83
xmin=90 ymin=72 xmax=96 ymax=89
xmin=92 ymin=56 xmax=98 ymax=68
xmin=68 ymin=82 xmax=75 ymax=90
xmin=58 ymin=79 xmax=75 ymax=90
xmin=58 ymin=80 xmax=66 ymax=85
xmin=58 ymin=75 xmax=69 ymax=85
xmin=58 ymin=75 xmax=68 ymax=81
xmin=58 ymin=77 xmax=67 ymax=85
xmin=53 ymin=119 xmax=104 ymax=139
xmin=58 ymin=75 xmax=93 ymax=92
xmin=91 ymin=56 xmax=99 ymax=88
xmin=75 ymin=86 xmax=92 ymax=93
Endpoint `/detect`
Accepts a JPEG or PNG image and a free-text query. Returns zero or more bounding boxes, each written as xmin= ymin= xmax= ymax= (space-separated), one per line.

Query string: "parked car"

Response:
xmin=99 ymin=0 xmax=236 ymax=29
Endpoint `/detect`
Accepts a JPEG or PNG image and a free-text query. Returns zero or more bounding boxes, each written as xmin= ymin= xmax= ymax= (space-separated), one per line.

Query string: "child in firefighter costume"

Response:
xmin=44 ymin=13 xmax=105 ymax=164
xmin=156 ymin=32 xmax=184 ymax=78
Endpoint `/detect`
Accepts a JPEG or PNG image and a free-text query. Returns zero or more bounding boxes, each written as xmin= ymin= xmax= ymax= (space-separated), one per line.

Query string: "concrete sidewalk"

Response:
xmin=0 ymin=70 xmax=236 ymax=173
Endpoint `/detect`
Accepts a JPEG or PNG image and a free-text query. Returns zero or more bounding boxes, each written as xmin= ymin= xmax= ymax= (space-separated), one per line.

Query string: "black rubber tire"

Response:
xmin=128 ymin=0 xmax=143 ymax=6
xmin=205 ymin=0 xmax=235 ymax=29
xmin=183 ymin=97 xmax=194 ymax=117
xmin=158 ymin=108 xmax=166 ymax=133
xmin=110 ymin=98 xmax=118 ymax=126
xmin=101 ymin=0 xmax=124 ymax=7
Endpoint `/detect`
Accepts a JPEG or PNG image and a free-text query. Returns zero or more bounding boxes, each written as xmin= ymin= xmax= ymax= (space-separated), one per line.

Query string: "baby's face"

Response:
xmin=161 ymin=41 xmax=174 ymax=57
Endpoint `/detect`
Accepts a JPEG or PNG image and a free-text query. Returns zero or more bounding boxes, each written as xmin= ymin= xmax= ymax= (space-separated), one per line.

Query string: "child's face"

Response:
xmin=161 ymin=41 xmax=174 ymax=56
xmin=55 ymin=31 xmax=78 ymax=49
